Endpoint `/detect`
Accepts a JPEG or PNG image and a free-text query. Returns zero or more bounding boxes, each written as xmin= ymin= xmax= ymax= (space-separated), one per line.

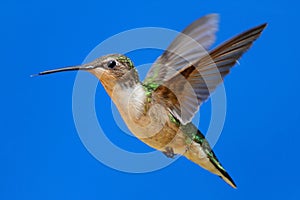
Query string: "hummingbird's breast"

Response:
xmin=111 ymin=82 xmax=188 ymax=153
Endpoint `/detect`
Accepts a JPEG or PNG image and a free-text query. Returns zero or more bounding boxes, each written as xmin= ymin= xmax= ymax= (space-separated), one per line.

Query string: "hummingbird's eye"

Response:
xmin=107 ymin=60 xmax=116 ymax=69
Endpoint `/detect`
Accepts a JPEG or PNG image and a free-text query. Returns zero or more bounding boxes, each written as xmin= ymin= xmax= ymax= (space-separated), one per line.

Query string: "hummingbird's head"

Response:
xmin=33 ymin=54 xmax=139 ymax=96
xmin=87 ymin=54 xmax=136 ymax=79
xmin=87 ymin=54 xmax=139 ymax=94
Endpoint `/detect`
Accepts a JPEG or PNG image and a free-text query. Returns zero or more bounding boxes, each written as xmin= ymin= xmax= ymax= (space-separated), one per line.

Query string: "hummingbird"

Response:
xmin=34 ymin=14 xmax=267 ymax=188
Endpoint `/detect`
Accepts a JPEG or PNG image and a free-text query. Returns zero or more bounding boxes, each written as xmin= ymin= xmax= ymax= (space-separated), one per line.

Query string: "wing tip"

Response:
xmin=259 ymin=22 xmax=268 ymax=29
xmin=252 ymin=22 xmax=268 ymax=35
xmin=205 ymin=13 xmax=220 ymax=20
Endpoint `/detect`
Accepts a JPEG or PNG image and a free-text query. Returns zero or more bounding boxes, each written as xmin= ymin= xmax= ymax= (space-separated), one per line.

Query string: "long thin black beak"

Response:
xmin=31 ymin=65 xmax=95 ymax=77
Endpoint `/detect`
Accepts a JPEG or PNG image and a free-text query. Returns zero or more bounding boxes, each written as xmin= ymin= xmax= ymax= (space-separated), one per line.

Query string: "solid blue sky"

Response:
xmin=1 ymin=0 xmax=300 ymax=199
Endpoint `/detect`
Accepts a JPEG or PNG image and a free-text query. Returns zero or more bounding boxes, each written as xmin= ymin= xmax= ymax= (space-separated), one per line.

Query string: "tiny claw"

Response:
xmin=163 ymin=147 xmax=176 ymax=158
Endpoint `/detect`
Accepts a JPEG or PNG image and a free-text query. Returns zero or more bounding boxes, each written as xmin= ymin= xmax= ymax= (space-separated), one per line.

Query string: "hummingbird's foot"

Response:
xmin=163 ymin=147 xmax=176 ymax=158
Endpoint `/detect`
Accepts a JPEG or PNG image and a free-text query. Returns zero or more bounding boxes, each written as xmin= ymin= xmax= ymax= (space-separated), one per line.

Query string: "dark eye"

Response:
xmin=107 ymin=60 xmax=116 ymax=68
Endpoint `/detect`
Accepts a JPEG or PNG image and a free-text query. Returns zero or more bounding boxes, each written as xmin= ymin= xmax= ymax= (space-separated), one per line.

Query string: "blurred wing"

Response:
xmin=143 ymin=14 xmax=219 ymax=87
xmin=153 ymin=23 xmax=267 ymax=125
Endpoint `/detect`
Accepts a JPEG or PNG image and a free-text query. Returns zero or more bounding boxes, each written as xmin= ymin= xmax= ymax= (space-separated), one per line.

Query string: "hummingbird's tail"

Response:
xmin=183 ymin=129 xmax=237 ymax=188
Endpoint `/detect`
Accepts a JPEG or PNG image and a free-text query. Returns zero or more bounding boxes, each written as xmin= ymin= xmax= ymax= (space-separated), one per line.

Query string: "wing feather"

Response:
xmin=153 ymin=23 xmax=267 ymax=124
xmin=144 ymin=14 xmax=219 ymax=86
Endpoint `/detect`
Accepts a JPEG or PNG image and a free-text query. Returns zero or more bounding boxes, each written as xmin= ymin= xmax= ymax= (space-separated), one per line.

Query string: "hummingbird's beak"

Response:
xmin=31 ymin=65 xmax=95 ymax=77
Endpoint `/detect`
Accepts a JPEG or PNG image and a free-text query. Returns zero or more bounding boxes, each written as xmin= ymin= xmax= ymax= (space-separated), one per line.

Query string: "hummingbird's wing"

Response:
xmin=143 ymin=14 xmax=219 ymax=87
xmin=151 ymin=24 xmax=267 ymax=125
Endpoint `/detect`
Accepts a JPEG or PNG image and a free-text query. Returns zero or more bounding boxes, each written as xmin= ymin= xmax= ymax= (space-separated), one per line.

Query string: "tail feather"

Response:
xmin=208 ymin=151 xmax=237 ymax=189
xmin=183 ymin=127 xmax=237 ymax=188
xmin=184 ymin=142 xmax=237 ymax=188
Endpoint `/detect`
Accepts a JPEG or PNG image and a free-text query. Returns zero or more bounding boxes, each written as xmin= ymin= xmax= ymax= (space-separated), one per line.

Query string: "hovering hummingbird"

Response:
xmin=34 ymin=14 xmax=266 ymax=188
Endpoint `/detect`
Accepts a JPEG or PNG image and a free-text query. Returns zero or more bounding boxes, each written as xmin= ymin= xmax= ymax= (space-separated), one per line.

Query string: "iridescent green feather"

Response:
xmin=116 ymin=55 xmax=135 ymax=69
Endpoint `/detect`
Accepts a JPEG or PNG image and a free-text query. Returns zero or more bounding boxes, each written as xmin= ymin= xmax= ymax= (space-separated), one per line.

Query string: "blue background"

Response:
xmin=1 ymin=0 xmax=299 ymax=199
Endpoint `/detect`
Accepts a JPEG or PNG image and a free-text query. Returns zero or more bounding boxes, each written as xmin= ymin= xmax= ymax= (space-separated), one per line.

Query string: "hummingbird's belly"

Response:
xmin=126 ymin=113 xmax=189 ymax=154
xmin=140 ymin=121 xmax=187 ymax=153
